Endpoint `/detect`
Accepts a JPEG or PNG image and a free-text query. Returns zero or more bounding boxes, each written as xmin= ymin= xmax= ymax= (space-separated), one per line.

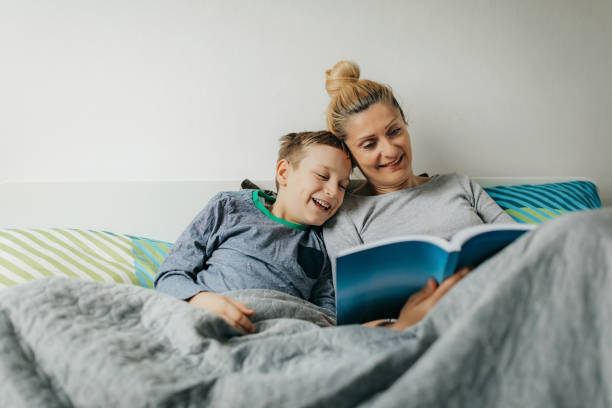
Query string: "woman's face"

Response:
xmin=343 ymin=103 xmax=414 ymax=190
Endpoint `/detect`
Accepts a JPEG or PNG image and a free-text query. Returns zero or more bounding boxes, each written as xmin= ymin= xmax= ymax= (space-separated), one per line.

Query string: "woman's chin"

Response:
xmin=369 ymin=169 xmax=412 ymax=188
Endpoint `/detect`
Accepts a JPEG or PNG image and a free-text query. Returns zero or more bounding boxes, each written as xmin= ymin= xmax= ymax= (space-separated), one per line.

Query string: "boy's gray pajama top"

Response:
xmin=155 ymin=190 xmax=335 ymax=312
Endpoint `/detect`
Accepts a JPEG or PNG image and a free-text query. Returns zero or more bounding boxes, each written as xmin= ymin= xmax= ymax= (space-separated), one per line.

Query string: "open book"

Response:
xmin=335 ymin=223 xmax=535 ymax=325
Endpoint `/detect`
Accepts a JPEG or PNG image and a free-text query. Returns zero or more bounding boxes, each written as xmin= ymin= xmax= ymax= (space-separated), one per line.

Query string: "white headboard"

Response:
xmin=0 ymin=177 xmax=592 ymax=242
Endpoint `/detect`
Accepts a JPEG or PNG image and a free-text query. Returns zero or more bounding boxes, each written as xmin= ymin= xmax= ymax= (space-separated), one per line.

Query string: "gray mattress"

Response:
xmin=1 ymin=209 xmax=612 ymax=407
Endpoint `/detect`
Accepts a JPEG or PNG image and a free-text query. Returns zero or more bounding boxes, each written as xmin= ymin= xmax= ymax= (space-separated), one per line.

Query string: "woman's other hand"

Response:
xmin=188 ymin=291 xmax=256 ymax=334
xmin=387 ymin=267 xmax=471 ymax=331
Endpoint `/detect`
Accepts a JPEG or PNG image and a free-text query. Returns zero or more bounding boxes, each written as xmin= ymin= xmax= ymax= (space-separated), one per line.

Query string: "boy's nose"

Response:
xmin=324 ymin=183 xmax=338 ymax=197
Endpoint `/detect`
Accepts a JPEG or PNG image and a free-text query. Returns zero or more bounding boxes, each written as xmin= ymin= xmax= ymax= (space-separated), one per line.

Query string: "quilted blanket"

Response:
xmin=1 ymin=209 xmax=612 ymax=407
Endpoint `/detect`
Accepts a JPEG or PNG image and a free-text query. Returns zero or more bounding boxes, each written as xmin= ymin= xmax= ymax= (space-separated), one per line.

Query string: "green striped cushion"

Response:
xmin=484 ymin=180 xmax=601 ymax=224
xmin=0 ymin=229 xmax=173 ymax=289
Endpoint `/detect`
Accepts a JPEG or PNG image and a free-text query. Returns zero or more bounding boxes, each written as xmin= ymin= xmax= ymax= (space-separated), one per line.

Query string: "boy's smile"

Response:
xmin=312 ymin=197 xmax=331 ymax=211
xmin=273 ymin=144 xmax=352 ymax=227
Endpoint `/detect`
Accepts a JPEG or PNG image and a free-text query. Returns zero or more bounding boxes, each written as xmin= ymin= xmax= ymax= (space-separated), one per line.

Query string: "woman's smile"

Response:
xmin=378 ymin=154 xmax=404 ymax=168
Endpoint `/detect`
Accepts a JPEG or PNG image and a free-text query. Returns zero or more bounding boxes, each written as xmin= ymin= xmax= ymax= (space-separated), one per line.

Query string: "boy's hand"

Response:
xmin=188 ymin=291 xmax=256 ymax=334
xmin=387 ymin=267 xmax=471 ymax=331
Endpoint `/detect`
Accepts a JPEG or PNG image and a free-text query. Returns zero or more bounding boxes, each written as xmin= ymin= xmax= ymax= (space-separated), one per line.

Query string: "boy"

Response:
xmin=155 ymin=131 xmax=352 ymax=334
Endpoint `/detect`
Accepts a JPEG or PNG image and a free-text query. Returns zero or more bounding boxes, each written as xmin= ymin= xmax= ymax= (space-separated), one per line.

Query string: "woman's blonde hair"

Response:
xmin=325 ymin=61 xmax=406 ymax=141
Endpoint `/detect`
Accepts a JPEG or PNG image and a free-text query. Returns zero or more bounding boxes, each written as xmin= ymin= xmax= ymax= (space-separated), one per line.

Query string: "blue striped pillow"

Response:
xmin=126 ymin=234 xmax=173 ymax=288
xmin=484 ymin=180 xmax=601 ymax=224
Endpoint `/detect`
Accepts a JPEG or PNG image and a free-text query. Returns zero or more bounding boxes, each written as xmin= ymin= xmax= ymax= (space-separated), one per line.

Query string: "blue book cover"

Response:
xmin=335 ymin=223 xmax=535 ymax=325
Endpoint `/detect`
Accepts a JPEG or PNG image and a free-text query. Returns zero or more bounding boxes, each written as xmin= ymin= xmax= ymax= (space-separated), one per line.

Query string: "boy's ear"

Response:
xmin=275 ymin=159 xmax=291 ymax=188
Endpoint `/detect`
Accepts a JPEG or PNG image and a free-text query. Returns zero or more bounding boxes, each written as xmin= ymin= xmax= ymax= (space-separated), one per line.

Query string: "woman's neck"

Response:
xmin=357 ymin=174 xmax=431 ymax=196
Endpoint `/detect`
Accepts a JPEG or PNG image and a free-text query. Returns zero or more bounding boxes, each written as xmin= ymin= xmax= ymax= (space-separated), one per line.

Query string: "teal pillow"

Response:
xmin=126 ymin=234 xmax=174 ymax=287
xmin=483 ymin=180 xmax=601 ymax=224
xmin=0 ymin=229 xmax=173 ymax=289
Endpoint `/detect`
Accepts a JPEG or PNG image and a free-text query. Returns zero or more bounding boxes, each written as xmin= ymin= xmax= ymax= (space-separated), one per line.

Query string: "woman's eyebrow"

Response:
xmin=355 ymin=134 xmax=375 ymax=144
xmin=355 ymin=117 xmax=400 ymax=142
xmin=385 ymin=118 xmax=399 ymax=130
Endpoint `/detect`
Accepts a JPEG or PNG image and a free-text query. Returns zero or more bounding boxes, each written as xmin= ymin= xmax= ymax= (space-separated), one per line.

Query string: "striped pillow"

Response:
xmin=484 ymin=180 xmax=601 ymax=224
xmin=0 ymin=229 xmax=173 ymax=289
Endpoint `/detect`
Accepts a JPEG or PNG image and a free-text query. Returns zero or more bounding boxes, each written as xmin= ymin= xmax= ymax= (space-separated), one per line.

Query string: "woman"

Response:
xmin=323 ymin=60 xmax=513 ymax=260
xmin=320 ymin=60 xmax=611 ymax=318
xmin=322 ymin=61 xmax=516 ymax=327
xmin=318 ymin=62 xmax=612 ymax=405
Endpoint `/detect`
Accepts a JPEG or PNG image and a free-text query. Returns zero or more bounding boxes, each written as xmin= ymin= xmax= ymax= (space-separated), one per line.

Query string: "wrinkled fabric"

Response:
xmin=1 ymin=209 xmax=612 ymax=408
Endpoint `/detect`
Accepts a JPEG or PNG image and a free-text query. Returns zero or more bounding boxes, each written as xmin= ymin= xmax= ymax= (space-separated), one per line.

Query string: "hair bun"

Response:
xmin=325 ymin=60 xmax=360 ymax=97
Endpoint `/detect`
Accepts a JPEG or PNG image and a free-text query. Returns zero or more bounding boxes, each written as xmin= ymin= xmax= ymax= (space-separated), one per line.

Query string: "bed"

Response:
xmin=1 ymin=177 xmax=609 ymax=407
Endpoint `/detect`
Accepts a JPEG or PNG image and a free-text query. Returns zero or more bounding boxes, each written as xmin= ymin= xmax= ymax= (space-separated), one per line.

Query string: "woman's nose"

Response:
xmin=378 ymin=138 xmax=396 ymax=157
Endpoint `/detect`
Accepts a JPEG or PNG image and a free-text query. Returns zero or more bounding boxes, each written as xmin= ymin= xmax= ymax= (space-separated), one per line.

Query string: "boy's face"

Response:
xmin=275 ymin=145 xmax=352 ymax=226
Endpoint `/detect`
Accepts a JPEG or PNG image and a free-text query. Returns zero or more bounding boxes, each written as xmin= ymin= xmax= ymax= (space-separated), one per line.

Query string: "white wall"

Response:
xmin=2 ymin=0 xmax=611 ymax=204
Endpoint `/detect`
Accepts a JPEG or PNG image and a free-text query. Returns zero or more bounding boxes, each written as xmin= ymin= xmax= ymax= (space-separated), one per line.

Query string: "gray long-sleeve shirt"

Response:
xmin=155 ymin=190 xmax=335 ymax=312
xmin=323 ymin=173 xmax=514 ymax=268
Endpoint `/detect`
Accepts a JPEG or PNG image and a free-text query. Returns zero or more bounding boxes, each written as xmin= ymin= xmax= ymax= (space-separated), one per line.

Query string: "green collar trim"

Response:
xmin=252 ymin=190 xmax=308 ymax=231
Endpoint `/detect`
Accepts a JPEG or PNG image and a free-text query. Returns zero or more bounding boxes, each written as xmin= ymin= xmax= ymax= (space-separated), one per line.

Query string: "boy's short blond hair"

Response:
xmin=277 ymin=130 xmax=351 ymax=167
xmin=276 ymin=131 xmax=352 ymax=190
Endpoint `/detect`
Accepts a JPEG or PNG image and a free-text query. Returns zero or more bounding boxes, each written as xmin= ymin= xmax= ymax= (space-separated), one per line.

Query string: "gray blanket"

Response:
xmin=2 ymin=209 xmax=612 ymax=407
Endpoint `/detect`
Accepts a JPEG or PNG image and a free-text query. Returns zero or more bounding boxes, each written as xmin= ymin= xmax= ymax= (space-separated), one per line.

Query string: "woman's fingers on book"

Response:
xmin=407 ymin=278 xmax=437 ymax=303
xmin=395 ymin=279 xmax=443 ymax=329
xmin=430 ymin=270 xmax=469 ymax=303
xmin=396 ymin=273 xmax=470 ymax=330
xmin=457 ymin=267 xmax=471 ymax=276
xmin=422 ymin=278 xmax=437 ymax=296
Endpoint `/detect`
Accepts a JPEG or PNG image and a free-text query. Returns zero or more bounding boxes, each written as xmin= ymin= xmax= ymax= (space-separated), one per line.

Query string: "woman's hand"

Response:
xmin=387 ymin=267 xmax=471 ymax=331
xmin=188 ymin=291 xmax=256 ymax=334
